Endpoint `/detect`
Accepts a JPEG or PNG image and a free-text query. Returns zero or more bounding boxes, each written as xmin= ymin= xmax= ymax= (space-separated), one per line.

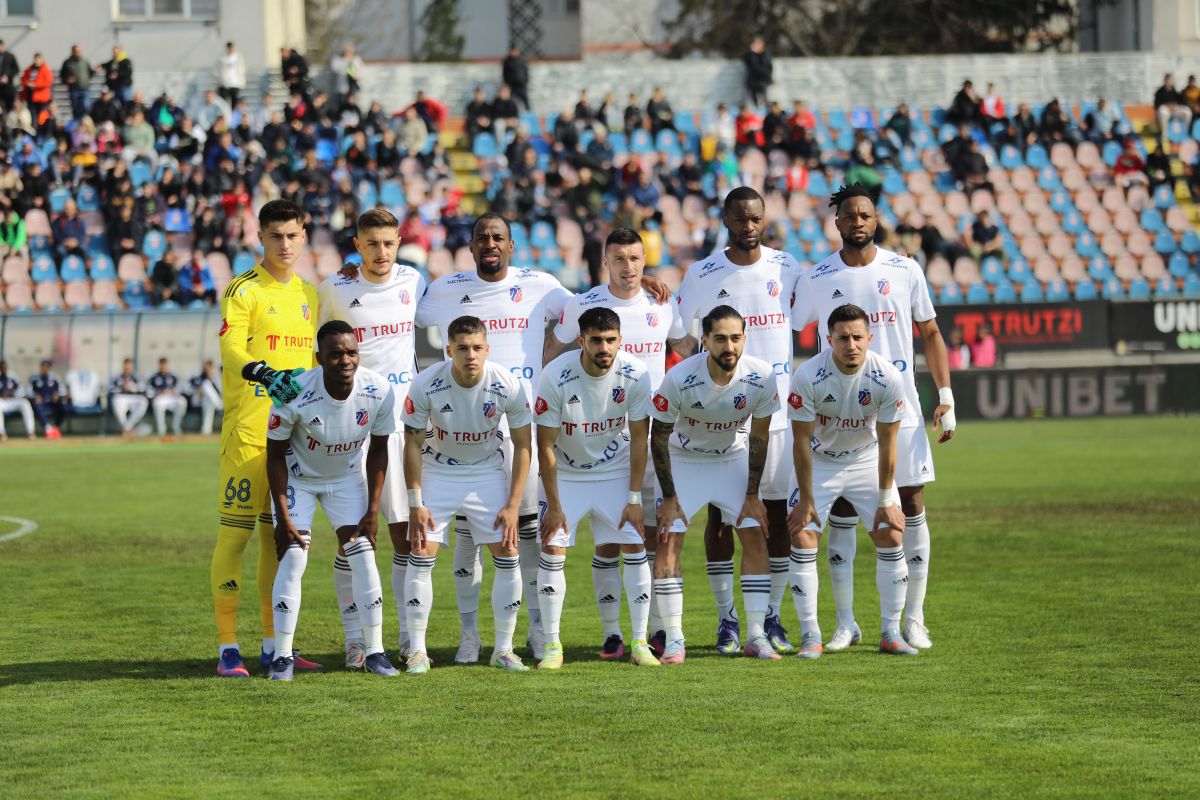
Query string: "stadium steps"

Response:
xmin=442 ymin=119 xmax=489 ymax=215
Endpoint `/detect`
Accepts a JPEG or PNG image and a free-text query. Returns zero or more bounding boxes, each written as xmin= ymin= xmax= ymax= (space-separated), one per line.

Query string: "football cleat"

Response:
xmin=489 ymin=650 xmax=530 ymax=672
xmin=364 ymin=652 xmax=400 ymax=676
xmin=216 ymin=647 xmax=249 ymax=678
xmin=742 ymin=635 xmax=783 ymax=660
xmin=526 ymin=623 xmax=546 ymax=661
xmin=715 ymin=617 xmax=741 ymax=655
xmin=648 ymin=630 xmax=666 ymax=659
xmin=454 ymin=633 xmax=482 ymax=664
xmin=879 ymin=631 xmax=919 ymax=656
xmin=825 ymin=623 xmax=863 ymax=652
xmin=660 ymin=638 xmax=686 ymax=665
xmin=269 ymin=655 xmax=294 ymax=681
xmin=538 ymin=642 xmax=564 ymax=670
xmin=764 ymin=614 xmax=793 ymax=654
xmin=796 ymin=632 xmax=824 ymax=660
xmin=629 ymin=640 xmax=660 ymax=667
xmin=398 ymin=637 xmax=412 ymax=659
xmin=261 ymin=649 xmax=323 ymax=672
xmin=345 ymin=641 xmax=366 ymax=670
xmin=903 ymin=619 xmax=933 ymax=649
xmin=599 ymin=634 xmax=625 ymax=661
xmin=405 ymin=651 xmax=432 ymax=675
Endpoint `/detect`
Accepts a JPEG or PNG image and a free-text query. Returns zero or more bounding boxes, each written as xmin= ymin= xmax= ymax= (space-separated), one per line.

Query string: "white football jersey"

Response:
xmin=650 ymin=352 xmax=780 ymax=462
xmin=534 ymin=350 xmax=651 ymax=480
xmin=554 ymin=286 xmax=686 ymax=389
xmin=317 ymin=265 xmax=425 ymax=409
xmin=787 ymin=349 xmax=905 ymax=465
xmin=791 ymin=246 xmax=935 ymax=427
xmin=401 ymin=360 xmax=532 ymax=477
xmin=677 ymin=246 xmax=802 ymax=430
xmin=267 ymin=367 xmax=397 ymax=482
xmin=414 ymin=267 xmax=571 ymax=399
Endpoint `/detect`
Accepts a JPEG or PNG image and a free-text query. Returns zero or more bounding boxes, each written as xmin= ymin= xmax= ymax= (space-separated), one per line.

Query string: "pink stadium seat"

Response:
xmin=889 ymin=193 xmax=915 ymax=218
xmin=1050 ymin=142 xmax=1076 ymax=169
xmin=2 ymin=254 xmax=30 ymax=284
xmin=905 ymin=170 xmax=933 ymax=195
xmin=206 ymin=251 xmax=232 ymax=288
xmin=1073 ymin=188 xmax=1099 ymax=213
xmin=952 ymin=257 xmax=981 ymax=284
xmin=1141 ymin=253 xmax=1167 ymax=280
xmin=787 ymin=192 xmax=815 ymax=221
xmin=656 ymin=266 xmax=682 ymax=292
xmin=1113 ymin=254 xmax=1140 ymax=280
xmin=969 ymin=191 xmax=995 ymax=214
xmin=292 ymin=251 xmax=316 ymax=284
xmin=1061 ymin=168 xmax=1087 ymax=192
xmin=1035 ymin=210 xmax=1061 ymax=236
xmin=987 ymin=168 xmax=1010 ymax=189
xmin=658 ymin=194 xmax=681 ymax=223
xmin=1075 ymin=142 xmax=1101 ymax=169
xmin=1023 ymin=191 xmax=1049 ymax=215
xmin=924 ymin=256 xmax=953 ymax=287
xmin=81 ymin=211 xmax=106 ymax=235
xmin=1047 ymin=233 xmax=1074 ymax=260
xmin=1060 ymin=254 xmax=1087 ymax=282
xmin=1033 ymin=256 xmax=1061 ymax=283
xmin=764 ymin=193 xmax=787 ymax=222
xmin=1010 ymin=167 xmax=1035 ymax=194
xmin=92 ymin=280 xmax=120 ymax=308
xmin=1165 ymin=206 xmax=1191 ymax=233
xmin=1112 ymin=208 xmax=1139 ymax=234
xmin=454 ymin=246 xmax=476 ymax=272
xmin=1006 ymin=211 xmax=1033 ymax=236
xmin=556 ymin=219 xmax=583 ymax=250
xmin=1101 ymin=186 xmax=1127 ymax=213
xmin=932 ymin=215 xmax=958 ymax=240
xmin=996 ymin=191 xmax=1022 ymax=217
xmin=64 ymin=281 xmax=92 ymax=309
xmin=1100 ymin=231 xmax=1127 ymax=258
xmin=1086 ymin=208 xmax=1112 ymax=232
xmin=315 ymin=250 xmax=344 ymax=279
xmin=1020 ymin=235 xmax=1047 ymax=259
xmin=428 ymin=248 xmax=454 ymax=279
xmin=917 ymin=193 xmax=942 ymax=217
xmin=664 ymin=222 xmax=690 ymax=249
xmin=1124 ymin=184 xmax=1151 ymax=212
xmin=681 ymin=195 xmax=707 ymax=224
xmin=310 ymin=227 xmax=334 ymax=250
xmin=944 ymin=192 xmax=970 ymax=217
xmin=34 ymin=281 xmax=64 ymax=310
xmin=117 ymin=254 xmax=146 ymax=281
xmin=170 ymin=233 xmax=193 ymax=255
xmin=5 ymin=282 xmax=34 ymax=310
xmin=822 ymin=215 xmax=840 ymax=240
xmin=1178 ymin=140 xmax=1198 ymax=166
xmin=1126 ymin=230 xmax=1151 ymax=257
xmin=24 ymin=209 xmax=51 ymax=237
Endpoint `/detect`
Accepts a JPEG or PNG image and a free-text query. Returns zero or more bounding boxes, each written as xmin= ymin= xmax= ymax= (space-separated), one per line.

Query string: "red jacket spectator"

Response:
xmin=735 ymin=106 xmax=764 ymax=149
xmin=21 ymin=59 xmax=52 ymax=105
xmin=784 ymin=161 xmax=809 ymax=193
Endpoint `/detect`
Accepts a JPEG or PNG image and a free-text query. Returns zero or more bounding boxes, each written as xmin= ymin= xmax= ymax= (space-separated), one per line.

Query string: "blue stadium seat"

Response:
xmin=123 ymin=279 xmax=150 ymax=310
xmin=630 ymin=129 xmax=653 ymax=154
xmin=1062 ymin=211 xmax=1085 ymax=235
xmin=514 ymin=246 xmax=534 ymax=266
xmin=1154 ymin=276 xmax=1179 ymax=297
xmin=1181 ymin=230 xmax=1200 ymax=255
xmin=797 ymin=218 xmax=822 ymax=242
xmin=60 ymin=255 xmax=87 ymax=283
xmin=1007 ymin=258 xmax=1032 ymax=284
xmin=31 ymin=254 xmax=56 ymax=283
xmin=90 ymin=254 xmax=116 ymax=281
xmin=938 ymin=283 xmax=964 ymax=304
xmin=980 ymin=256 xmax=1005 ymax=283
xmin=1127 ymin=277 xmax=1152 ymax=300
xmin=966 ymin=283 xmax=991 ymax=304
xmin=806 ymin=171 xmax=830 ymax=197
xmin=1000 ymin=145 xmax=1023 ymax=170
xmin=826 ymin=109 xmax=850 ymax=132
xmin=163 ymin=208 xmax=192 ymax=234
xmin=314 ymin=138 xmax=338 ymax=165
xmin=1101 ymin=278 xmax=1126 ymax=300
xmin=28 ymin=234 xmax=51 ymax=257
xmin=356 ymin=182 xmax=377 ymax=210
xmin=130 ymin=161 xmax=152 ymax=188
xmin=1074 ymin=280 xmax=1099 ymax=301
xmin=49 ymin=187 xmax=72 ymax=214
xmin=1140 ymin=208 xmax=1165 ymax=233
xmin=1087 ymin=254 xmax=1112 ymax=280
xmin=1167 ymin=251 xmax=1192 ymax=278
xmin=849 ymin=107 xmax=876 ymax=129
xmin=608 ymin=131 xmax=628 ymax=155
xmin=86 ymin=234 xmax=109 ymax=257
xmin=1153 ymin=184 xmax=1176 ymax=209
xmin=899 ymin=146 xmax=922 ymax=172
xmin=1045 ymin=280 xmax=1070 ymax=302
xmin=519 ymin=112 xmax=541 ymax=136
xmin=1075 ymin=232 xmax=1099 ymax=259
xmin=1020 ymin=280 xmax=1046 ymax=302
xmin=75 ymin=185 xmax=99 ymax=212
xmin=379 ymin=181 xmax=405 ymax=209
xmin=142 ymin=230 xmax=167 ymax=261
xmin=1101 ymin=140 xmax=1123 ymax=167
xmin=578 ymin=128 xmax=595 ymax=150
xmin=509 ymin=222 xmax=528 ymax=249
xmin=1166 ymin=118 xmax=1187 ymax=144
xmin=1025 ymin=145 xmax=1049 ymax=169
xmin=992 ymin=281 xmax=1018 ymax=303
xmin=530 ymin=221 xmax=556 ymax=250
xmin=911 ymin=127 xmax=933 ymax=149
xmin=656 ymin=129 xmax=681 ymax=155
xmin=472 ymin=132 xmax=498 ymax=159
xmin=1049 ymin=189 xmax=1071 ymax=214
xmin=929 ymin=107 xmax=947 ymax=128
xmin=1036 ymin=165 xmax=1061 ymax=190
xmin=675 ymin=113 xmax=698 ymax=135
xmin=232 ymin=251 xmax=256 ymax=275
xmin=882 ymin=171 xmax=906 ymax=196
xmin=1154 ymin=231 xmax=1178 ymax=255
xmin=538 ymin=248 xmax=564 ymax=273
xmin=1184 ymin=273 xmax=1200 ymax=296
xmin=1192 ymin=118 xmax=1200 ymax=140
xmin=933 ymin=171 xmax=957 ymax=192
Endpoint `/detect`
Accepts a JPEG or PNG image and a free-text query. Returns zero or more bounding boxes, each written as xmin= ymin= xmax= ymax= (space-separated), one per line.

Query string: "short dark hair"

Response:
xmin=448 ymin=315 xmax=487 ymax=340
xmin=258 ymin=199 xmax=304 ymax=229
xmin=827 ymin=303 xmax=869 ymax=331
xmin=701 ymin=304 xmax=745 ymax=335
xmin=829 ymin=182 xmax=875 ymax=212
xmin=723 ymin=186 xmax=764 ymax=215
xmin=317 ymin=319 xmax=355 ymax=346
xmin=357 ymin=207 xmax=398 ymax=231
xmin=472 ymin=212 xmax=512 ymax=238
xmin=604 ymin=226 xmax=642 ymax=251
xmin=578 ymin=307 xmax=621 ymax=336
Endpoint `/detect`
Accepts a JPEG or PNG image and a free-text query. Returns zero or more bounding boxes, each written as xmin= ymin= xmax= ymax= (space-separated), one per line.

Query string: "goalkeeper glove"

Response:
xmin=242 ymin=361 xmax=306 ymax=407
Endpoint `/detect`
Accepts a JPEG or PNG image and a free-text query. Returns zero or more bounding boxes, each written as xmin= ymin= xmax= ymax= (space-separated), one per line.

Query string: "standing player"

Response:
xmin=790 ymin=183 xmax=955 ymax=651
xmin=535 ymin=307 xmax=658 ymax=668
xmin=400 ymin=315 xmax=533 ymax=674
xmin=210 ymin=199 xmax=320 ymax=678
xmin=676 ymin=186 xmax=803 ymax=655
xmin=786 ymin=304 xmax=915 ymax=658
xmin=318 ymin=208 xmax=425 ymax=667
xmin=552 ymin=227 xmax=686 ymax=658
xmin=147 ymin=357 xmax=187 ymax=438
xmin=0 ymin=360 xmax=36 ymax=441
xmin=29 ymin=360 xmax=67 ymax=439
xmin=650 ymin=305 xmax=779 ymax=664
xmin=265 ymin=320 xmax=400 ymax=679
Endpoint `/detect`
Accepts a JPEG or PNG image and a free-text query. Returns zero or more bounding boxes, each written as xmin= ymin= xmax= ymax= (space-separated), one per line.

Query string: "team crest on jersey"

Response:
xmin=788 ymin=392 xmax=803 ymax=409
xmin=398 ymin=289 xmax=411 ymax=304
xmin=876 ymin=280 xmax=891 ymax=296
xmin=534 ymin=397 xmax=548 ymax=415
xmin=268 ymin=413 xmax=281 ymax=430
xmin=404 ymin=396 xmax=415 ymax=414
xmin=646 ymin=312 xmax=659 ymax=327
xmin=301 ymin=304 xmax=311 ymax=320
xmin=733 ymin=393 xmax=747 ymax=410
xmin=766 ymin=280 xmax=780 ymax=298
xmin=509 ymin=286 xmax=524 ymax=303
xmin=482 ymin=401 xmax=498 ymax=419
xmin=653 ymin=394 xmax=668 ymax=412
xmin=612 ymin=386 xmax=626 ymax=404
xmin=859 ymin=389 xmax=872 ymax=406
xmin=356 ymin=409 xmax=369 ymax=426
xmin=219 ymin=318 xmax=229 ymax=336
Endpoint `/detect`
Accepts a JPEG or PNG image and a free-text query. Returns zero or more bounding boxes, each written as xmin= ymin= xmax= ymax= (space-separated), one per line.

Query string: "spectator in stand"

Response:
xmin=1084 ymin=98 xmax=1121 ymax=144
xmin=399 ymin=106 xmax=428 ymax=155
xmin=1007 ymin=102 xmax=1039 ymax=151
xmin=60 ymin=45 xmax=93 ymax=121
xmin=406 ymin=90 xmax=447 ymax=135
xmin=280 ymin=46 xmax=309 ymax=98
xmin=218 ymin=41 xmax=245 ymax=107
xmin=584 ymin=125 xmax=615 ymax=173
xmin=1038 ymin=98 xmax=1075 ymax=146
xmin=629 ymin=170 xmax=661 ymax=216
xmin=1183 ymin=75 xmax=1200 ymax=118
xmin=490 ymin=84 xmax=520 ymax=144
xmin=0 ymin=360 xmax=36 ymax=441
xmin=149 ymin=249 xmax=179 ymax=305
xmin=967 ymin=210 xmax=1004 ymax=262
xmin=704 ymin=102 xmax=736 ymax=154
xmin=943 ymin=124 xmax=974 ymax=173
xmin=742 ymin=36 xmax=773 ymax=105
xmin=108 ymin=203 xmax=146 ymax=260
xmin=147 ymin=357 xmax=187 ymax=437
xmin=788 ymin=99 xmax=816 ymax=133
xmin=762 ymin=100 xmax=789 ymax=152
xmin=734 ymin=103 xmax=765 ymax=152
xmin=0 ymin=157 xmax=23 ymax=210
xmin=1154 ymin=73 xmax=1192 ymax=135
xmin=957 ymin=139 xmax=992 ymax=195
xmin=194 ymin=89 xmax=232 ymax=132
xmin=784 ymin=155 xmax=809 ymax=194
xmin=109 ymin=358 xmax=148 ymax=439
xmin=179 ymin=249 xmax=217 ymax=305
xmin=947 ymin=79 xmax=981 ymax=126
xmin=89 ymin=87 xmax=123 ymax=127
xmin=100 ymin=45 xmax=133 ymax=104
xmin=646 ymin=87 xmax=676 ymax=135
xmin=0 ymin=40 xmax=18 ymax=114
xmin=1146 ymin=142 xmax=1173 ymax=194
xmin=884 ymin=102 xmax=914 ymax=147
xmin=970 ymin=325 xmax=997 ymax=368
xmin=121 ymin=108 xmax=158 ymax=168
xmin=1113 ymin=139 xmax=1149 ymax=191
xmin=598 ymin=91 xmax=618 ymax=130
xmin=551 ymin=107 xmax=579 ymax=154
xmin=329 ymin=44 xmax=363 ymax=109
xmin=502 ymin=47 xmax=529 ymax=110
xmin=5 ymin=96 xmax=34 ymax=139
xmin=189 ymin=359 xmax=222 ymax=436
xmin=980 ymin=83 xmax=1005 ymax=124
xmin=623 ymin=92 xmax=644 ymax=135
xmin=0 ymin=202 xmax=26 ymax=258
xmin=465 ymin=86 xmax=494 ymax=144
xmin=946 ymin=328 xmax=971 ymax=371
xmin=30 ymin=359 xmax=67 ymax=438
xmin=20 ymin=53 xmax=53 ymax=123
xmin=574 ymin=89 xmax=596 ymax=127
xmin=51 ymin=198 xmax=86 ymax=262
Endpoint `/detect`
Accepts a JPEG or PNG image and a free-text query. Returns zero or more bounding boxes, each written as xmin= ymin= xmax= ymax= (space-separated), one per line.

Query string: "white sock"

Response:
xmin=344 ymin=538 xmax=384 ymax=655
xmin=904 ymin=512 xmax=930 ymax=625
xmin=591 ymin=554 xmax=622 ymax=638
xmin=741 ymin=573 xmax=770 ymax=639
xmin=789 ymin=546 xmax=820 ymax=636
xmin=392 ymin=552 xmax=409 ymax=645
xmin=768 ymin=556 xmax=789 ymax=619
xmin=405 ymin=554 xmax=436 ymax=655
xmin=654 ymin=577 xmax=684 ymax=642
xmin=876 ymin=546 xmax=908 ymax=634
xmin=623 ymin=550 xmax=652 ymax=641
xmin=537 ymin=553 xmax=567 ymax=643
xmin=519 ymin=518 xmax=542 ymax=629
xmin=646 ymin=549 xmax=663 ymax=634
xmin=452 ymin=518 xmax=481 ymax=636
xmin=272 ymin=534 xmax=309 ymax=658
xmin=491 ymin=554 xmax=522 ymax=654
xmin=706 ymin=559 xmax=736 ymax=623
xmin=334 ymin=555 xmax=362 ymax=644
xmin=827 ymin=514 xmax=858 ymax=628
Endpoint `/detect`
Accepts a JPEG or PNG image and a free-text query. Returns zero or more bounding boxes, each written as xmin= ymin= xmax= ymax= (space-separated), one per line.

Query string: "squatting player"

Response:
xmin=791 ymin=183 xmax=955 ymax=651
xmin=211 ymin=199 xmax=320 ymax=678
xmin=785 ymin=304 xmax=916 ymax=659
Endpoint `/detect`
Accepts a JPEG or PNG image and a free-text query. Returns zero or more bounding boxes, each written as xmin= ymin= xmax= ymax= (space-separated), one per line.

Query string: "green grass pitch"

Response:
xmin=1 ymin=417 xmax=1197 ymax=798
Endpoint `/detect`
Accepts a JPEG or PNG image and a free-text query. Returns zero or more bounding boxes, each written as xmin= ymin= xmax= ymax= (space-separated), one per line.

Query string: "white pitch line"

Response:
xmin=0 ymin=516 xmax=38 ymax=543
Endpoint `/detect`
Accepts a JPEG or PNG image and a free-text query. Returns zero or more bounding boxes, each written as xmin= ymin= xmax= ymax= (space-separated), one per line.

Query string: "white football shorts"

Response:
xmin=787 ymin=457 xmax=896 ymax=533
xmin=277 ymin=475 xmax=368 ymax=531
xmin=670 ymin=456 xmax=759 ymax=534
xmin=422 ymin=467 xmax=511 ymax=545
xmin=895 ymin=424 xmax=935 ymax=488
xmin=538 ymin=474 xmax=645 ymax=548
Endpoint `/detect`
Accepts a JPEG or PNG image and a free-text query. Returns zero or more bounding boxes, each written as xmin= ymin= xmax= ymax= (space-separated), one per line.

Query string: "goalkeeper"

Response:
xmin=211 ymin=199 xmax=322 ymax=678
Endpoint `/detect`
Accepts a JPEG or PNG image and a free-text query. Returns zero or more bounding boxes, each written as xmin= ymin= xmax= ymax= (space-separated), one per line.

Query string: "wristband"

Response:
xmin=938 ymin=387 xmax=955 ymax=406
xmin=627 ymin=491 xmax=642 ymax=505
xmin=879 ymin=488 xmax=900 ymax=508
xmin=407 ymin=489 xmax=423 ymax=507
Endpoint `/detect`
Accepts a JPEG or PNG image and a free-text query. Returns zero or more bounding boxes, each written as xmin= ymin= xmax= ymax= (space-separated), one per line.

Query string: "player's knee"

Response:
xmin=489 ymin=542 xmax=518 ymax=559
xmin=899 ymin=486 xmax=924 ymax=517
xmin=791 ymin=528 xmax=820 ymax=549
xmin=619 ymin=543 xmax=646 ymax=555
xmin=869 ymin=526 xmax=902 ymax=549
xmin=595 ymin=543 xmax=620 ymax=558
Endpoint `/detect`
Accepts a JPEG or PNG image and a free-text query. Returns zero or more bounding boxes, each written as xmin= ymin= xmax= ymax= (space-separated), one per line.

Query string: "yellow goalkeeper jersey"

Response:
xmin=219 ymin=265 xmax=319 ymax=448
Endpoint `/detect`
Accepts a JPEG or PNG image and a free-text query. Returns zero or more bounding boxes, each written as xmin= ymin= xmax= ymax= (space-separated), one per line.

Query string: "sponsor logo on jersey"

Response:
xmin=485 ymin=380 xmax=508 ymax=397
xmin=349 ymin=298 xmax=363 ymax=308
xmin=267 ymin=305 xmax=278 ymax=315
xmin=822 ymin=394 xmax=836 ymax=404
xmin=690 ymin=401 xmax=704 ymax=409
xmin=534 ymin=397 xmax=548 ymax=415
xmin=567 ymin=394 xmax=580 ymax=405
xmin=653 ymin=394 xmax=668 ymax=412
xmin=832 ymin=289 xmax=844 ymax=299
xmin=617 ymin=364 xmax=638 ymax=378
xmin=356 ymin=409 xmax=369 ymax=426
xmin=717 ymin=289 xmax=730 ymax=298
xmin=398 ymin=289 xmax=411 ymax=304
xmin=788 ymin=392 xmax=803 ymax=409
xmin=460 ymin=295 xmax=472 ymax=304
xmin=509 ymin=286 xmax=523 ymax=302
xmin=646 ymin=312 xmax=659 ymax=327
xmin=440 ymin=403 xmax=453 ymax=413
xmin=858 ymin=389 xmax=872 ymax=406
xmin=404 ymin=396 xmax=415 ymax=414
xmin=560 ymin=368 xmax=573 ymax=381
xmin=482 ymin=401 xmax=498 ymax=419
xmin=877 ymin=280 xmax=891 ymax=295
xmin=301 ymin=304 xmax=310 ymax=320
xmin=268 ymin=413 xmax=281 ymax=430
xmin=308 ymin=416 xmax=323 ymax=426
xmin=682 ymin=374 xmax=700 ymax=387
xmin=300 ymin=389 xmax=316 ymax=401
xmin=766 ymin=280 xmax=780 ymax=298
xmin=219 ymin=318 xmax=229 ymax=336
xmin=612 ymin=386 xmax=626 ymax=404
xmin=265 ymin=334 xmax=314 ymax=351
xmin=733 ymin=393 xmax=747 ymax=410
